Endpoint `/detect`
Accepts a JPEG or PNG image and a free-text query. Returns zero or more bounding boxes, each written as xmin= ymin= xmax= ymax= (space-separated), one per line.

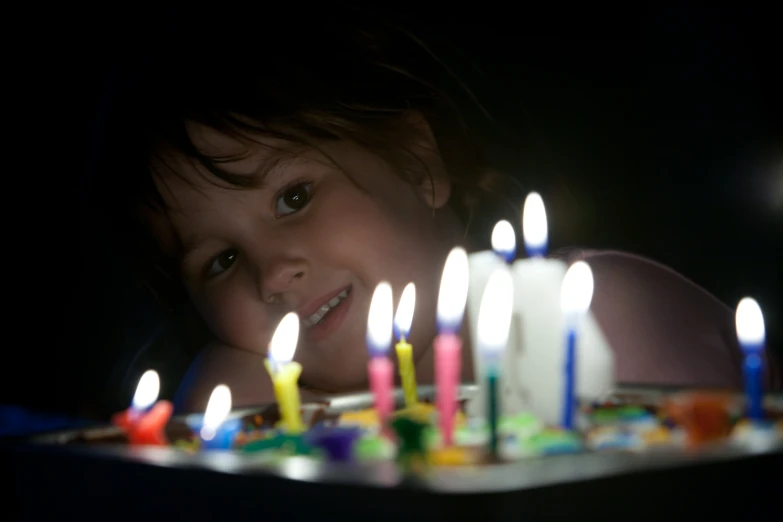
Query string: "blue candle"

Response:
xmin=562 ymin=329 xmax=577 ymax=429
xmin=735 ymin=297 xmax=766 ymax=421
xmin=187 ymin=417 xmax=242 ymax=450
xmin=188 ymin=384 xmax=240 ymax=450
xmin=559 ymin=261 xmax=594 ymax=430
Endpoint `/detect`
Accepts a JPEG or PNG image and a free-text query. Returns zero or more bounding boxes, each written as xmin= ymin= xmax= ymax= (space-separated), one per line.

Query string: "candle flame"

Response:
xmin=132 ymin=370 xmax=160 ymax=411
xmin=736 ymin=297 xmax=765 ymax=348
xmin=201 ymin=384 xmax=232 ymax=441
xmin=477 ymin=266 xmax=514 ymax=356
xmin=268 ymin=312 xmax=300 ymax=366
xmin=491 ymin=220 xmax=516 ymax=262
xmin=367 ymin=281 xmax=393 ymax=356
xmin=436 ymin=247 xmax=469 ymax=334
xmin=522 ymin=192 xmax=548 ymax=256
xmin=560 ymin=261 xmax=594 ymax=317
xmin=394 ymin=282 xmax=416 ymax=341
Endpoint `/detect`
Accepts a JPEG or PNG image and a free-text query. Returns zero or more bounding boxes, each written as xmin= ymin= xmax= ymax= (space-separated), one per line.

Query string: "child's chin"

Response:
xmin=301 ymin=369 xmax=369 ymax=396
xmin=300 ymin=342 xmax=370 ymax=392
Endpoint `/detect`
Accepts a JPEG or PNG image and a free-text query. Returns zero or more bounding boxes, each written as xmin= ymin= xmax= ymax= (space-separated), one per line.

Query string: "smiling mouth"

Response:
xmin=301 ymin=287 xmax=352 ymax=328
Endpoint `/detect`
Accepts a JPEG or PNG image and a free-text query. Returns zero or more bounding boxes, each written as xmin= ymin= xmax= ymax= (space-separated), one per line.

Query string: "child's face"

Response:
xmin=151 ymin=122 xmax=458 ymax=391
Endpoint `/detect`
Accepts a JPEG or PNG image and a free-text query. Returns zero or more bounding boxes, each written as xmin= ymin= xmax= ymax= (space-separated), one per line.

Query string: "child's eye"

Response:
xmin=275 ymin=182 xmax=313 ymax=217
xmin=206 ymin=249 xmax=238 ymax=278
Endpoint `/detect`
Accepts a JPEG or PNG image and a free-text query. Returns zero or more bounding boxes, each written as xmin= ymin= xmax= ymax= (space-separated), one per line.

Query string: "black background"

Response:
xmin=7 ymin=4 xmax=781 ymax=419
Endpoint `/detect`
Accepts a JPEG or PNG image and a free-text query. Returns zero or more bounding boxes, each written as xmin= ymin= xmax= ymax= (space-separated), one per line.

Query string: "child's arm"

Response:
xmin=173 ymin=343 xmax=278 ymax=413
xmin=563 ymin=249 xmax=782 ymax=391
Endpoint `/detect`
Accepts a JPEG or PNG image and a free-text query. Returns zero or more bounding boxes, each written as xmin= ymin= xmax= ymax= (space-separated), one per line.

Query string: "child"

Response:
xmin=94 ymin=21 xmax=780 ymax=412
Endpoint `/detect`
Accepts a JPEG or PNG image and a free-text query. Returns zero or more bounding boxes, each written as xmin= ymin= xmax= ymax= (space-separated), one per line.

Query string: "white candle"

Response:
xmin=507 ymin=193 xmax=615 ymax=426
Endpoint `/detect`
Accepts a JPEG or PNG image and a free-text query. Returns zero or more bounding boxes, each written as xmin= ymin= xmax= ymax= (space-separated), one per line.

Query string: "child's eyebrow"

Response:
xmin=179 ymin=233 xmax=210 ymax=265
xmin=254 ymin=152 xmax=308 ymax=187
xmin=210 ymin=147 xmax=309 ymax=188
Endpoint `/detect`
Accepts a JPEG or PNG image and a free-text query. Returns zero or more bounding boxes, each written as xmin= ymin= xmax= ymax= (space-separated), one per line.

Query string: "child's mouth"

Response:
xmin=300 ymin=286 xmax=354 ymax=343
xmin=301 ymin=286 xmax=351 ymax=328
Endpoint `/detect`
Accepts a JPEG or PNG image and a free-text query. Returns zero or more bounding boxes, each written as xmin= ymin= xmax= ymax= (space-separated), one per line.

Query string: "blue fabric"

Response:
xmin=0 ymin=405 xmax=93 ymax=438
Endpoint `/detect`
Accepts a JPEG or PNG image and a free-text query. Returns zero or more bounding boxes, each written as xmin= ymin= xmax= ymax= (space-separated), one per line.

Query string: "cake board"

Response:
xmin=4 ymin=385 xmax=782 ymax=520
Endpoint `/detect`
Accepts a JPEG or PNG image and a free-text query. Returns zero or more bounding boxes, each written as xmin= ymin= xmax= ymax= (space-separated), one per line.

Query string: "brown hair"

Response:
xmin=91 ymin=19 xmax=524 ymax=334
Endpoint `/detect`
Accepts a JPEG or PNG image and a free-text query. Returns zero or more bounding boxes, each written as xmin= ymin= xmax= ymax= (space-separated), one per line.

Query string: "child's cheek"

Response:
xmin=197 ymin=281 xmax=272 ymax=355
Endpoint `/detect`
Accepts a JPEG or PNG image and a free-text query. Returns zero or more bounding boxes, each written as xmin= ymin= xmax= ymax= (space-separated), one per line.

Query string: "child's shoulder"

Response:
xmin=551 ymin=247 xmax=780 ymax=391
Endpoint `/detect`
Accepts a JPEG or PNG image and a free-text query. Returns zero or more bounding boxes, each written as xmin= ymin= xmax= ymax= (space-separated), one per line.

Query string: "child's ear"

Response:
xmin=403 ymin=111 xmax=452 ymax=210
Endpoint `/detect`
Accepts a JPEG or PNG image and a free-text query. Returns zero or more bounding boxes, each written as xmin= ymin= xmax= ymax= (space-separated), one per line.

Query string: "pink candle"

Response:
xmin=435 ymin=247 xmax=470 ymax=446
xmin=367 ymin=282 xmax=395 ymax=431
xmin=435 ymin=333 xmax=461 ymax=445
xmin=368 ymin=357 xmax=394 ymax=421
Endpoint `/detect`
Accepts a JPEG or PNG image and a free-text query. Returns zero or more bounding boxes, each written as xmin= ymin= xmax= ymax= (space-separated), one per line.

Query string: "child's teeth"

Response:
xmin=309 ymin=305 xmax=329 ymax=324
xmin=306 ymin=288 xmax=350 ymax=327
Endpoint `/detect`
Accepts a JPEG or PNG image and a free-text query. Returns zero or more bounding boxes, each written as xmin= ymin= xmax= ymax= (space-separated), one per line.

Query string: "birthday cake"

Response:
xmin=34 ymin=194 xmax=783 ymax=491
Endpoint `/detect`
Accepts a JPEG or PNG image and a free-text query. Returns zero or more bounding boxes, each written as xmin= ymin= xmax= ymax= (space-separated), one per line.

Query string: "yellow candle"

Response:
xmin=264 ymin=359 xmax=305 ymax=433
xmin=395 ymin=337 xmax=418 ymax=408
xmin=265 ymin=312 xmax=305 ymax=434
xmin=394 ymin=283 xmax=418 ymax=408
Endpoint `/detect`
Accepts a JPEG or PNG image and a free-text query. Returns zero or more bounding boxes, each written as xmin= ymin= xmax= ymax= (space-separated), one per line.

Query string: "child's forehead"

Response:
xmin=185 ymin=121 xmax=300 ymax=172
xmin=176 ymin=121 xmax=384 ymax=182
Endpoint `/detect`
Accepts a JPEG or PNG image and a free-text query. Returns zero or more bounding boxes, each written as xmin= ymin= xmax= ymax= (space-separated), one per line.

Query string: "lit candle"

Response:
xmin=264 ymin=312 xmax=305 ymax=433
xmin=129 ymin=370 xmax=160 ymax=420
xmin=522 ymin=192 xmax=548 ymax=258
xmin=476 ymin=265 xmax=514 ymax=458
xmin=735 ymin=297 xmax=766 ymax=421
xmin=193 ymin=385 xmax=240 ymax=450
xmin=435 ymin=247 xmax=469 ymax=446
xmin=367 ymin=281 xmax=395 ymax=428
xmin=509 ymin=192 xmax=614 ymax=426
xmin=394 ymin=282 xmax=418 ymax=408
xmin=559 ymin=261 xmax=594 ymax=429
xmin=466 ymin=219 xmax=516 ymax=418
xmin=491 ymin=219 xmax=516 ymax=263
xmin=111 ymin=369 xmax=172 ymax=446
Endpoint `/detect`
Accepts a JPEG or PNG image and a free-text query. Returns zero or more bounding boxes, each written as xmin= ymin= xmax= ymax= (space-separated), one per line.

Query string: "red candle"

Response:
xmin=112 ymin=400 xmax=173 ymax=446
xmin=111 ymin=369 xmax=172 ymax=446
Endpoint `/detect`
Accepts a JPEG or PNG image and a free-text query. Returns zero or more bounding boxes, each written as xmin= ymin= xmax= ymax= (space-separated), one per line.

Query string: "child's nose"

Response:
xmin=261 ymin=257 xmax=307 ymax=304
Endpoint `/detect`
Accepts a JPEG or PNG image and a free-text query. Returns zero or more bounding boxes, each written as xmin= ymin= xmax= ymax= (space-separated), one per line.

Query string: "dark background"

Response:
xmin=7 ymin=5 xmax=781 ymax=420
